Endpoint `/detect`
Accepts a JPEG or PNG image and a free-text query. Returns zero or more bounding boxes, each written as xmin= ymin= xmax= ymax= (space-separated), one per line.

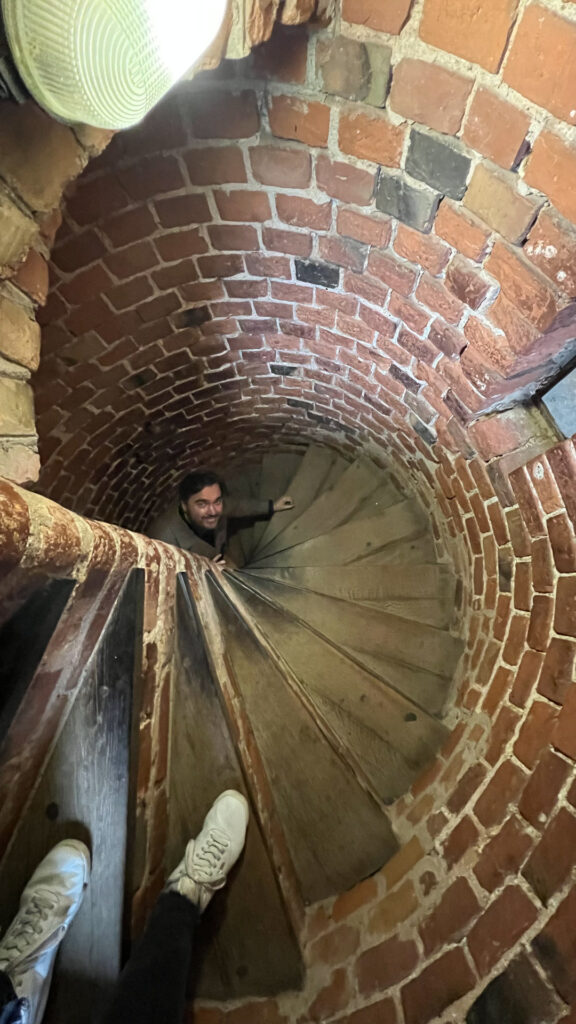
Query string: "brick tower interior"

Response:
xmin=2 ymin=0 xmax=576 ymax=1021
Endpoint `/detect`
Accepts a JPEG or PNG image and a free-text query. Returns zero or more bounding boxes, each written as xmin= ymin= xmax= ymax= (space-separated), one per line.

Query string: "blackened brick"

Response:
xmin=375 ymin=172 xmax=440 ymax=233
xmin=406 ymin=129 xmax=472 ymax=201
xmin=295 ymin=259 xmax=341 ymax=288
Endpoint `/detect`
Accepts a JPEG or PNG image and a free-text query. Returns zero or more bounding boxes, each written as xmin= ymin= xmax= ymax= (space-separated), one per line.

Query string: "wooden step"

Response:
xmin=354 ymin=534 xmax=437 ymax=564
xmin=242 ymin=563 xmax=457 ymax=628
xmin=346 ymin=479 xmax=403 ymax=522
xmin=246 ymin=450 xmax=303 ymax=560
xmin=0 ymin=570 xmax=145 ymax=1024
xmin=222 ymin=574 xmax=450 ymax=803
xmin=232 ymin=573 xmax=463 ymax=714
xmin=250 ymin=499 xmax=427 ymax=569
xmin=254 ymin=459 xmax=384 ymax=558
xmin=208 ymin=576 xmax=399 ymax=903
xmin=168 ymin=574 xmax=303 ymax=1000
xmin=255 ymin=446 xmax=343 ymax=556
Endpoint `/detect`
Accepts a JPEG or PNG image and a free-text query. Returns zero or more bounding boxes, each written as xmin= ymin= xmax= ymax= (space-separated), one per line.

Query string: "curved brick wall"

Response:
xmin=1 ymin=1 xmax=576 ymax=1020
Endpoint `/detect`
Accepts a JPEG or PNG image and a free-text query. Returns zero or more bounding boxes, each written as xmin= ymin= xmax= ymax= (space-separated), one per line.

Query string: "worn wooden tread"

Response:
xmin=242 ymin=564 xmax=456 ymax=628
xmin=249 ymin=499 xmax=427 ymax=569
xmin=208 ymin=577 xmax=399 ymax=902
xmin=222 ymin=574 xmax=450 ymax=802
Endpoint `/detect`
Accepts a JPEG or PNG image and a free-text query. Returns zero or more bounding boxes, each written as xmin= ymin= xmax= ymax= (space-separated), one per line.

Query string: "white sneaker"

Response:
xmin=0 ymin=840 xmax=90 ymax=1024
xmin=165 ymin=790 xmax=249 ymax=911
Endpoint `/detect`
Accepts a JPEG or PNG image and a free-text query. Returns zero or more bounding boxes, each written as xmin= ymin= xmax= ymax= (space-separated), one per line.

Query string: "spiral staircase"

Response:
xmin=168 ymin=445 xmax=465 ymax=1001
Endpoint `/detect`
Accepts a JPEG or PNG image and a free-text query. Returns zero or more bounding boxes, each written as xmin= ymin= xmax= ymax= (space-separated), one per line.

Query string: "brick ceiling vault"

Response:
xmin=21 ymin=0 xmax=576 ymax=537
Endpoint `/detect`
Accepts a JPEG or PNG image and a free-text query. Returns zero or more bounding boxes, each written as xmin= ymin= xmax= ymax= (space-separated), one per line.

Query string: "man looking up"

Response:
xmin=148 ymin=469 xmax=294 ymax=565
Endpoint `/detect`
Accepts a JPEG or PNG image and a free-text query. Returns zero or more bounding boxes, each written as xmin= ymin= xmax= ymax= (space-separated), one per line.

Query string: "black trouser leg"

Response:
xmin=0 ymin=971 xmax=26 ymax=1024
xmin=102 ymin=893 xmax=200 ymax=1024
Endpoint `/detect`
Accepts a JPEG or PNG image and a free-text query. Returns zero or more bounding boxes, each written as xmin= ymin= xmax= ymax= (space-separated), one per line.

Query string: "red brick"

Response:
xmin=464 ymin=164 xmax=541 ymax=245
xmin=555 ymin=577 xmax=576 ymax=638
xmin=462 ymin=88 xmax=530 ymax=169
xmin=342 ymin=0 xmax=413 ymax=33
xmin=277 ymin=195 xmax=332 ymax=230
xmin=213 ymin=190 xmax=271 ymax=223
xmin=262 ymin=226 xmax=311 ymax=258
xmin=524 ymin=808 xmax=576 ymax=903
xmin=514 ymin=700 xmax=558 ymax=768
xmin=251 ymin=22 xmax=308 ymax=84
xmin=474 ymin=761 xmax=528 ymax=827
xmin=548 ymin=514 xmax=576 ymax=573
xmin=356 ymin=936 xmax=419 ymax=997
xmin=525 ymin=132 xmax=576 ymax=225
xmin=316 ymin=155 xmax=375 ymax=205
xmin=309 ymin=923 xmax=359 ymax=967
xmin=338 ymin=108 xmax=405 ymax=167
xmin=154 ymin=194 xmax=211 ymax=228
xmin=519 ymin=749 xmax=572 ymax=828
xmin=488 ymin=292 xmax=540 ymax=358
xmin=429 ymin=319 xmax=466 ymax=359
xmin=308 ymin=968 xmax=352 ymax=1022
xmin=401 ymin=948 xmax=476 ymax=1024
xmin=389 ymin=294 xmax=429 ymax=335
xmin=442 ymin=816 xmax=479 ymax=868
xmin=525 ymin=208 xmax=576 ymax=298
xmin=334 ymin=214 xmax=388 ymax=255
xmin=269 ymin=95 xmax=330 ymax=148
xmin=187 ymin=91 xmax=259 ymax=139
xmin=319 ymin=236 xmax=366 ymax=272
xmin=197 ymin=254 xmax=244 ymax=279
xmin=486 ymin=241 xmax=560 ymax=331
xmin=434 ymin=200 xmax=491 ymax=262
xmin=504 ymin=6 xmax=576 ymax=124
xmin=389 ymin=58 xmax=473 ymax=134
xmin=250 ymin=146 xmax=311 ymax=188
xmin=104 ymin=240 xmax=158 ymax=280
xmin=446 ymin=255 xmax=493 ymax=310
xmin=53 ymin=230 xmax=107 ymax=273
xmin=368 ymin=251 xmax=416 ymax=297
xmin=185 ymin=147 xmax=247 ymax=186
xmin=393 ymin=223 xmax=449 ymax=276
xmin=155 ymin=228 xmax=208 ymax=262
xmin=469 ymin=886 xmax=539 ymax=976
xmin=208 ymin=224 xmax=259 ymax=252
xmin=532 ymin=887 xmax=576 ymax=1004
xmin=420 ymin=0 xmax=518 ymax=72
xmin=117 ymin=154 xmax=184 ymax=200
xmin=447 ymin=762 xmax=488 ymax=814
xmin=245 ymin=253 xmax=291 ymax=278
xmin=227 ymin=279 xmax=267 ymax=299
xmin=416 ymin=274 xmax=464 ymax=324
xmin=474 ymin=816 xmax=533 ymax=893
xmin=419 ymin=877 xmax=480 ymax=954
xmin=537 ymin=634 xmax=573 ymax=708
xmin=100 ymin=206 xmax=157 ymax=248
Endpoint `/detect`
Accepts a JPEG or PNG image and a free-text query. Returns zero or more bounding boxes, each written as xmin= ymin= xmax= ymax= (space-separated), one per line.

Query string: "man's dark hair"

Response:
xmin=178 ymin=469 xmax=223 ymax=503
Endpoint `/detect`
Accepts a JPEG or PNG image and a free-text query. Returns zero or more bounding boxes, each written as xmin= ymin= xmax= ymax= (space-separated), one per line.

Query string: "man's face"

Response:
xmin=183 ymin=483 xmax=224 ymax=532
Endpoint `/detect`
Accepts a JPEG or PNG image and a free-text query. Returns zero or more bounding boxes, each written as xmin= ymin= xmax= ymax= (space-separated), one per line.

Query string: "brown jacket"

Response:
xmin=147 ymin=495 xmax=272 ymax=558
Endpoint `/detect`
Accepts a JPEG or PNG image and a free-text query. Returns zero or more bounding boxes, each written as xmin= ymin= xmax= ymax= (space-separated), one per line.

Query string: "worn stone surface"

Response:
xmin=406 ymin=129 xmax=472 ymax=200
xmin=0 ymin=191 xmax=38 ymax=275
xmin=0 ymin=378 xmax=35 ymax=436
xmin=0 ymin=293 xmax=41 ymax=371
xmin=376 ymin=172 xmax=441 ymax=233
xmin=0 ymin=440 xmax=40 ymax=485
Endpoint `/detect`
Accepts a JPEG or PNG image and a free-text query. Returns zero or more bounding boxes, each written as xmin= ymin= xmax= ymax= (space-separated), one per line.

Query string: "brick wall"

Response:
xmin=2 ymin=0 xmax=576 ymax=1019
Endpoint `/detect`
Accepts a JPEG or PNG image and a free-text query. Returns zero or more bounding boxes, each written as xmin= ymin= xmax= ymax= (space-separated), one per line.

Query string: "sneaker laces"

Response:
xmin=191 ymin=828 xmax=230 ymax=889
xmin=0 ymin=893 xmax=60 ymax=965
